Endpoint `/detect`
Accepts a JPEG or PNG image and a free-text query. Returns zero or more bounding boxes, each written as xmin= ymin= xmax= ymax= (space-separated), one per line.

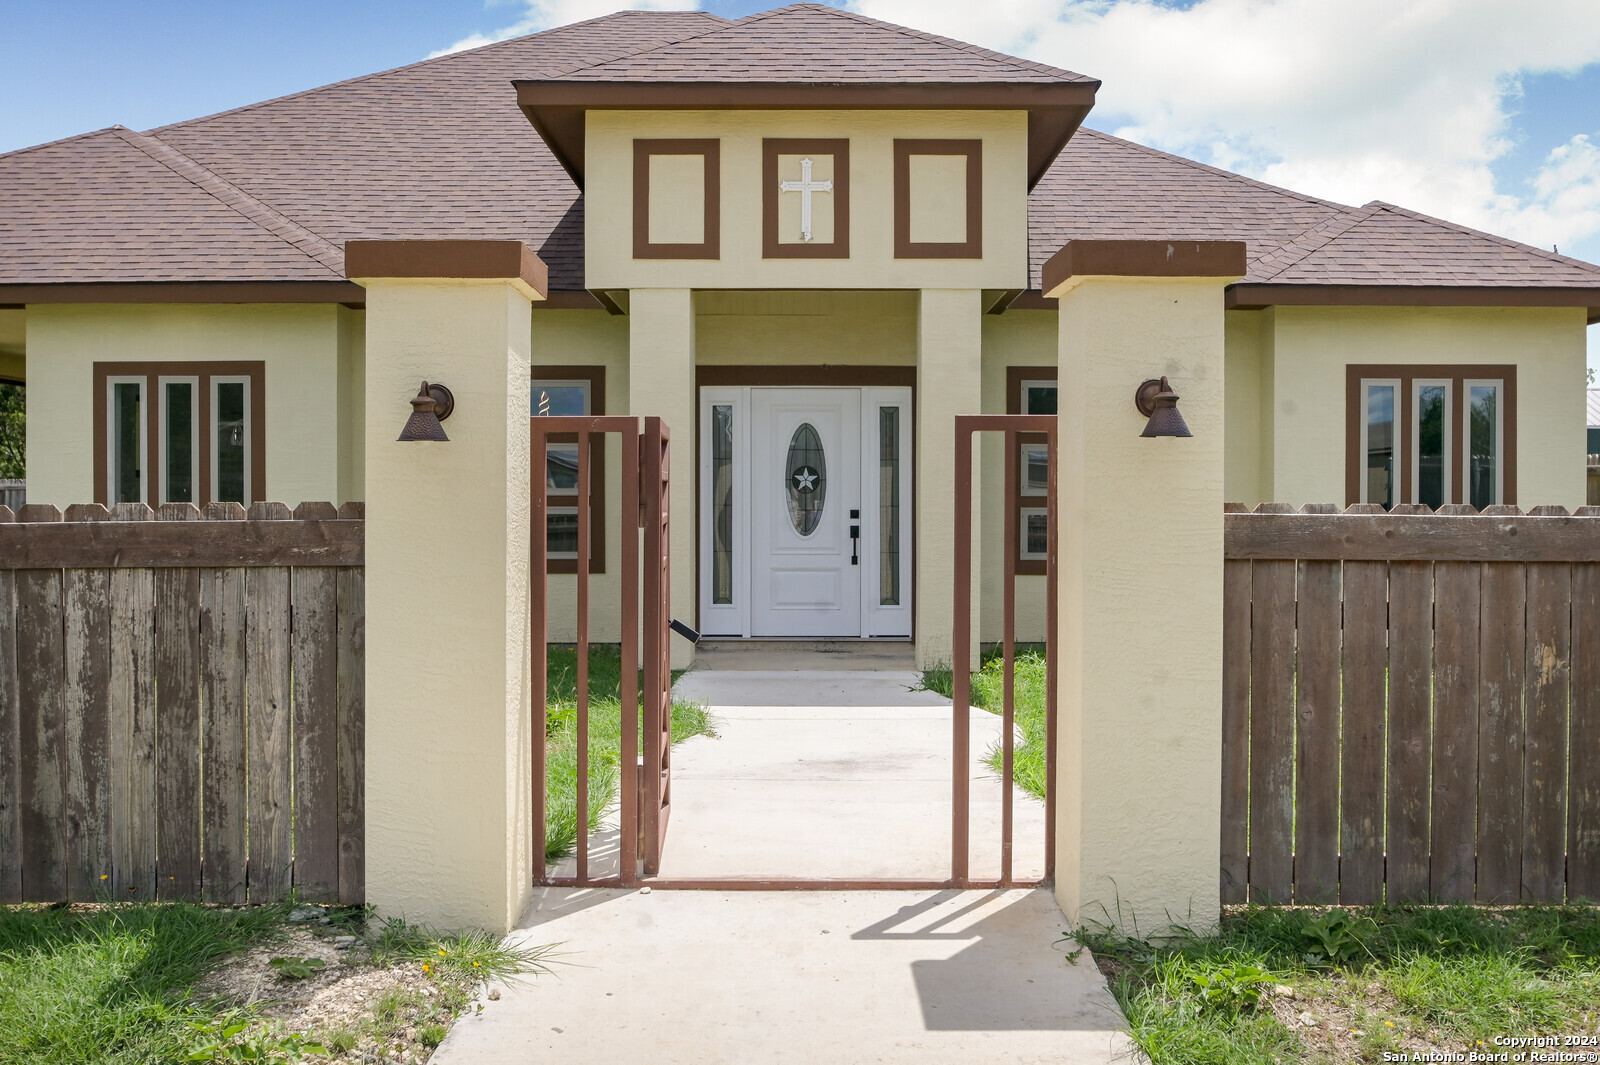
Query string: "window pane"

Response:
xmin=215 ymin=381 xmax=247 ymax=504
xmin=164 ymin=381 xmax=194 ymax=504
xmin=112 ymin=382 xmax=142 ymax=504
xmin=712 ymin=404 xmax=733 ymax=605
xmin=1024 ymin=383 xmax=1058 ymax=416
xmin=1021 ymin=443 xmax=1049 ymax=494
xmin=1417 ymin=383 xmax=1446 ymax=509
xmin=1020 ymin=509 xmax=1048 ymax=560
xmin=546 ymin=446 xmax=579 ymax=491
xmin=785 ymin=422 xmax=826 ymax=537
xmin=879 ymin=407 xmax=900 ymax=606
xmin=547 ymin=509 xmax=579 ymax=557
xmin=1470 ymin=384 xmax=1499 ymax=509
xmin=532 ymin=383 xmax=587 ymax=417
xmin=1365 ymin=384 xmax=1395 ymax=510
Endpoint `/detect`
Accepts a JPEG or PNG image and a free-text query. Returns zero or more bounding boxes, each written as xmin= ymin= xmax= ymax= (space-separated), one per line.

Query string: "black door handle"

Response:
xmin=850 ymin=524 xmax=860 ymax=565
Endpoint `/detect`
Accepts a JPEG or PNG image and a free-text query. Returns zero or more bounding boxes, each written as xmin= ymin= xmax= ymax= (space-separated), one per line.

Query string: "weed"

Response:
xmin=318 ymin=1027 xmax=358 ymax=1054
xmin=268 ymin=955 xmax=328 ymax=980
xmin=1187 ymin=960 xmax=1274 ymax=1015
xmin=418 ymin=1023 xmax=449 ymax=1048
xmin=184 ymin=1013 xmax=327 ymax=1062
xmin=1296 ymin=910 xmax=1375 ymax=968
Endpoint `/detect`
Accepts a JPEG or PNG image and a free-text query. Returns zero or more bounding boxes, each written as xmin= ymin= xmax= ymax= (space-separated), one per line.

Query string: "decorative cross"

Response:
xmin=778 ymin=156 xmax=833 ymax=243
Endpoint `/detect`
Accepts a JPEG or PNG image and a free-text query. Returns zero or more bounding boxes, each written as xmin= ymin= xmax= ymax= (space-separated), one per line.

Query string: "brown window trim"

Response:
xmin=1007 ymin=366 xmax=1055 ymax=576
xmin=1343 ymin=363 xmax=1518 ymax=508
xmin=632 ymin=139 xmax=721 ymax=260
xmin=762 ymin=138 xmax=850 ymax=259
xmin=893 ymin=139 xmax=983 ymax=260
xmin=533 ymin=366 xmax=606 ymax=574
xmin=93 ymin=361 xmax=266 ymax=508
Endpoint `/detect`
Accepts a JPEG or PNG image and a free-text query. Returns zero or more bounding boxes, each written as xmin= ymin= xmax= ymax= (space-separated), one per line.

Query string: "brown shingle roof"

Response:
xmin=555 ymin=4 xmax=1095 ymax=84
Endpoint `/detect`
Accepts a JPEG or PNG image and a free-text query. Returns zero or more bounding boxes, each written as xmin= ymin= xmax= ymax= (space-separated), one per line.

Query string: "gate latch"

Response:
xmin=669 ymin=618 xmax=701 ymax=644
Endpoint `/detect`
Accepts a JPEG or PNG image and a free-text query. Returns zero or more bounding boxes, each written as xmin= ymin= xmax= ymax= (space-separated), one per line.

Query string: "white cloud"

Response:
xmin=849 ymin=0 xmax=1600 ymax=257
xmin=429 ymin=0 xmax=702 ymax=57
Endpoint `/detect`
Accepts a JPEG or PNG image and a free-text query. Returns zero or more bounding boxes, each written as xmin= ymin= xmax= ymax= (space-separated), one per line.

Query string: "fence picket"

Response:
xmin=1523 ymin=560 xmax=1572 ymax=902
xmin=154 ymin=566 xmax=202 ymax=900
xmin=247 ymin=565 xmax=293 ymax=902
xmin=1248 ymin=551 xmax=1296 ymax=905
xmin=108 ymin=567 xmax=156 ymax=901
xmin=200 ymin=566 xmax=248 ymax=903
xmin=64 ymin=567 xmax=113 ymax=900
xmin=0 ymin=570 xmax=19 ymax=903
xmin=1386 ymin=557 xmax=1433 ymax=903
xmin=1220 ymin=554 xmax=1251 ymax=904
xmin=1477 ymin=561 xmax=1526 ymax=902
xmin=292 ymin=566 xmax=340 ymax=902
xmin=1339 ymin=552 xmax=1388 ymax=905
xmin=17 ymin=568 xmax=67 ymax=901
xmin=1571 ymin=560 xmax=1600 ymax=900
xmin=1294 ymin=551 xmax=1342 ymax=904
xmin=336 ymin=568 xmax=366 ymax=904
xmin=1430 ymin=557 xmax=1480 ymax=902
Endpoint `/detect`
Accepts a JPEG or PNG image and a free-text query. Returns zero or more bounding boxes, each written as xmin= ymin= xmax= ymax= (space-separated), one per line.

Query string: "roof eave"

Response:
xmin=0 ymin=280 xmax=367 ymax=309
xmin=1226 ymin=282 xmax=1600 ymax=324
xmin=515 ymin=79 xmax=1099 ymax=189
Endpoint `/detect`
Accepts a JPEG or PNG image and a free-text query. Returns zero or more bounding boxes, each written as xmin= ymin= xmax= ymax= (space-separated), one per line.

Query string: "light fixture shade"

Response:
xmin=1135 ymin=376 xmax=1193 ymax=438
xmin=398 ymin=381 xmax=449 ymax=442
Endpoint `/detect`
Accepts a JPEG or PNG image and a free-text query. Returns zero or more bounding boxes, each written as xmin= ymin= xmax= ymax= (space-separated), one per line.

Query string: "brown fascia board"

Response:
xmin=515 ymin=80 xmax=1097 ymax=189
xmin=1227 ymin=283 xmax=1600 ymax=323
xmin=344 ymin=239 xmax=548 ymax=297
xmin=0 ymin=281 xmax=366 ymax=308
xmin=1041 ymin=239 xmax=1248 ymax=295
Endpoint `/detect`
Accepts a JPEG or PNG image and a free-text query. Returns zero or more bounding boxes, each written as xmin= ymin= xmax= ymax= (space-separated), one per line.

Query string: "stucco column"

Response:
xmin=1044 ymin=240 xmax=1244 ymax=935
xmin=629 ymin=289 xmax=697 ymax=669
xmin=350 ymin=240 xmax=546 ymax=933
xmin=916 ymin=289 xmax=983 ymax=671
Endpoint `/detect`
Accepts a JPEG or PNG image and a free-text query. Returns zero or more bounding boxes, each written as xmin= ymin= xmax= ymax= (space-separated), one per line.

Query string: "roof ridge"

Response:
xmin=111 ymin=127 xmax=344 ymax=275
xmin=1251 ymin=203 xmax=1384 ymax=280
xmin=1364 ymin=200 xmax=1600 ymax=277
xmin=1072 ymin=128 xmax=1352 ymax=214
xmin=148 ymin=10 xmax=729 ymax=137
xmin=550 ymin=3 xmax=1093 ymax=83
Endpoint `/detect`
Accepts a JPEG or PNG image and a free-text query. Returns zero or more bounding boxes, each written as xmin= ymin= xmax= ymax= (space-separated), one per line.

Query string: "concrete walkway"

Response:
xmin=435 ymin=887 xmax=1139 ymax=1064
xmin=433 ymin=662 xmax=1137 ymax=1063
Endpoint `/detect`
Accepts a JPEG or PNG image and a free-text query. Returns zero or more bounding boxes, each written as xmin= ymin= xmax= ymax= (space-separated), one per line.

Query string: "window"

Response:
xmin=532 ymin=368 xmax=605 ymax=573
xmin=1347 ymin=365 xmax=1516 ymax=509
xmin=1007 ymin=366 xmax=1056 ymax=575
xmin=95 ymin=362 xmax=265 ymax=507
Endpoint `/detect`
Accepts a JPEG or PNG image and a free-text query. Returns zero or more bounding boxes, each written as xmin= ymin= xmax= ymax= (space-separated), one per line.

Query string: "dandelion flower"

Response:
xmin=1385 ymin=1022 xmax=1394 ymax=1027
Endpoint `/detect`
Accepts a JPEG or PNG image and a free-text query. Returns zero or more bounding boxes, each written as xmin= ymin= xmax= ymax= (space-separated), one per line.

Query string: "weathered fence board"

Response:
xmin=0 ymin=503 xmax=365 ymax=904
xmin=1225 ymin=503 xmax=1600 ymax=904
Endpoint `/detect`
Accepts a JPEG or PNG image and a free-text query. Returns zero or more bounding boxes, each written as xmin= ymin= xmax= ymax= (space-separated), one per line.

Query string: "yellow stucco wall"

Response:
xmin=0 ymin=309 xmax=24 ymax=375
xmin=336 ymin=307 xmax=366 ymax=504
xmin=1223 ymin=309 xmax=1266 ymax=507
xmin=23 ymin=303 xmax=352 ymax=507
xmin=1265 ymin=306 xmax=1588 ymax=509
xmin=694 ymin=289 xmax=918 ymax=365
xmin=586 ymin=111 xmax=1029 ymax=292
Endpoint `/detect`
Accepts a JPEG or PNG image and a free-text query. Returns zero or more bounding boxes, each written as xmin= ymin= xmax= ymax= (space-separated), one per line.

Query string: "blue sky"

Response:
xmin=2 ymin=0 xmax=1596 ymax=373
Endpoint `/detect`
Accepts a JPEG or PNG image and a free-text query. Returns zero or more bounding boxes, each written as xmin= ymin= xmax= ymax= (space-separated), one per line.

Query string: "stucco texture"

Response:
xmin=1053 ymin=275 xmax=1227 ymax=935
xmin=23 ymin=303 xmax=357 ymax=507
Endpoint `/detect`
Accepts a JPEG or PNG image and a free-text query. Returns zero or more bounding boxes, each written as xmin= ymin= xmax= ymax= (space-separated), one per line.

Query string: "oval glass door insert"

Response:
xmin=786 ymin=422 xmax=827 ymax=536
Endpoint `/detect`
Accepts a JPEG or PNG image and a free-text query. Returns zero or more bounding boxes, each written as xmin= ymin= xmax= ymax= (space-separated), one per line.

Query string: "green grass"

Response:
xmin=544 ymin=645 xmax=715 ymax=862
xmin=0 ymin=900 xmax=287 ymax=1064
xmin=1079 ymin=904 xmax=1600 ymax=1064
xmin=920 ymin=649 xmax=1049 ymax=799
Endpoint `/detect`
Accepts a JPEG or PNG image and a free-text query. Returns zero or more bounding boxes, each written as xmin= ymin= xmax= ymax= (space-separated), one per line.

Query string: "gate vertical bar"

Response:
xmin=618 ymin=426 xmax=642 ymax=888
xmin=530 ymin=421 xmax=549 ymax=881
xmin=642 ymin=419 xmax=671 ymax=876
xmin=574 ymin=432 xmax=591 ymax=883
xmin=1001 ymin=428 xmax=1017 ymax=886
xmin=1044 ymin=422 xmax=1058 ymax=881
xmin=952 ymin=422 xmax=973 ymax=887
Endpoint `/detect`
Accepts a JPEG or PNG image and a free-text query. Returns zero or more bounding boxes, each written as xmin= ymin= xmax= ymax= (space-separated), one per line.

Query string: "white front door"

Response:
xmin=698 ymin=384 xmax=913 ymax=639
xmin=751 ymin=388 xmax=862 ymax=637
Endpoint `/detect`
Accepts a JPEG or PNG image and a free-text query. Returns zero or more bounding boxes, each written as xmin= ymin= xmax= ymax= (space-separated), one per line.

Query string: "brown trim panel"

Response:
xmin=1343 ymin=363 xmax=1518 ymax=508
xmin=0 ymin=282 xmax=364 ymax=307
xmin=633 ymin=139 xmax=721 ymax=261
xmin=1006 ymin=366 xmax=1056 ymax=576
xmin=344 ymin=239 xmax=547 ymax=296
xmin=893 ymin=139 xmax=983 ymax=260
xmin=762 ymin=138 xmax=850 ymax=260
xmin=1042 ymin=239 xmax=1247 ymax=295
xmin=1229 ymin=283 xmax=1600 ymax=323
xmin=93 ymin=360 xmax=267 ymax=508
xmin=532 ymin=366 xmax=607 ymax=574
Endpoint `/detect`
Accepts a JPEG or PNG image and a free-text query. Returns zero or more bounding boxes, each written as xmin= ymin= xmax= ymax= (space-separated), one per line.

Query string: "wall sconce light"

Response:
xmin=1135 ymin=377 xmax=1192 ymax=438
xmin=398 ymin=381 xmax=455 ymax=442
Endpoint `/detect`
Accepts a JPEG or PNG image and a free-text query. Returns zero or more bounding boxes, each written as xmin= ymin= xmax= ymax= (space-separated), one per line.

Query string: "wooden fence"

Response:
xmin=0 ymin=501 xmax=364 ymax=905
xmin=1223 ymin=502 xmax=1600 ymax=906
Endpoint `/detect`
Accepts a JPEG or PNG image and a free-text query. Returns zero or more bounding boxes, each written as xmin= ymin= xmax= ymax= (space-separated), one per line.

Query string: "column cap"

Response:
xmin=345 ymin=239 xmax=547 ymax=300
xmin=1042 ymin=239 xmax=1246 ymax=298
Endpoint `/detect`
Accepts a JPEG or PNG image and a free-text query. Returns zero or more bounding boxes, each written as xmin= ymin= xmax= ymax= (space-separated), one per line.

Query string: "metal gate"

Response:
xmin=531 ymin=413 xmax=1056 ymax=889
xmin=530 ymin=415 xmax=671 ymax=888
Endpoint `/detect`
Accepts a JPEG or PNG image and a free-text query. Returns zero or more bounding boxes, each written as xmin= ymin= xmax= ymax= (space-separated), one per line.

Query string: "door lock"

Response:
xmin=850 ymin=522 xmax=860 ymax=565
